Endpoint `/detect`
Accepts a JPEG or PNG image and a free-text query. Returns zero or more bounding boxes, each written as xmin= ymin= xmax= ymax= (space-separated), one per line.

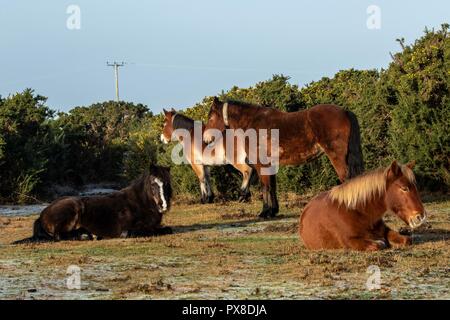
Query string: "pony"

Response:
xmin=13 ymin=165 xmax=173 ymax=244
xmin=299 ymin=161 xmax=427 ymax=251
xmin=161 ymin=108 xmax=254 ymax=203
xmin=203 ymin=97 xmax=364 ymax=218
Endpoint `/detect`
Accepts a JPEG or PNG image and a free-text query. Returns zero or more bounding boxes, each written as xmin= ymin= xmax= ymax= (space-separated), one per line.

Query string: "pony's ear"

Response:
xmin=406 ymin=160 xmax=416 ymax=170
xmin=171 ymin=107 xmax=176 ymax=113
xmin=163 ymin=108 xmax=168 ymax=115
xmin=149 ymin=164 xmax=158 ymax=175
xmin=387 ymin=160 xmax=401 ymax=180
xmin=212 ymin=96 xmax=220 ymax=106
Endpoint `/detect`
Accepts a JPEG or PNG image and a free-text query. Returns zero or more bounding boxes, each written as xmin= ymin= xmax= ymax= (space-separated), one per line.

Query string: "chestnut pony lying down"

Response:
xmin=13 ymin=165 xmax=172 ymax=244
xmin=299 ymin=161 xmax=427 ymax=251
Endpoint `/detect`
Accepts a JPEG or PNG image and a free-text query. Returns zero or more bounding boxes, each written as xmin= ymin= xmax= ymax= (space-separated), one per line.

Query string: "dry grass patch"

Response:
xmin=0 ymin=197 xmax=448 ymax=299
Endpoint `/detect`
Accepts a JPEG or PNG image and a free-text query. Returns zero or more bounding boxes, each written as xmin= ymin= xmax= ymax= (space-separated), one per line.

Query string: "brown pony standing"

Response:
xmin=299 ymin=161 xmax=427 ymax=251
xmin=161 ymin=109 xmax=254 ymax=203
xmin=203 ymin=98 xmax=364 ymax=218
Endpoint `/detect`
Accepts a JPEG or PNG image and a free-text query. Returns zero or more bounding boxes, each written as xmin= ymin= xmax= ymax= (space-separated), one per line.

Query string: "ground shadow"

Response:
xmin=171 ymin=214 xmax=291 ymax=235
xmin=412 ymin=228 xmax=450 ymax=244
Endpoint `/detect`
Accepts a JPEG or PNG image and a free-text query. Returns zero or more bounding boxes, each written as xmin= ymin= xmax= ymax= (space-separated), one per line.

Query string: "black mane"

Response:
xmin=128 ymin=166 xmax=172 ymax=203
xmin=172 ymin=113 xmax=195 ymax=131
xmin=225 ymin=99 xmax=260 ymax=108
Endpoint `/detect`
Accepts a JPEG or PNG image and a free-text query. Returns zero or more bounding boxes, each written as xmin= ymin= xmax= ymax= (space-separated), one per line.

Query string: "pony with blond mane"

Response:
xmin=299 ymin=160 xmax=427 ymax=251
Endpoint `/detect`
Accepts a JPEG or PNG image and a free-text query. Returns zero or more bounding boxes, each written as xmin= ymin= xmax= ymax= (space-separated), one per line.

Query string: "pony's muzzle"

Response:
xmin=203 ymin=132 xmax=214 ymax=144
xmin=160 ymin=134 xmax=169 ymax=144
xmin=408 ymin=211 xmax=427 ymax=229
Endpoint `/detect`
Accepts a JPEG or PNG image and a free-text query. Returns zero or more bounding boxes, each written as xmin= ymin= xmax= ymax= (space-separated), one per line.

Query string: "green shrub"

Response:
xmin=1 ymin=27 xmax=449 ymax=204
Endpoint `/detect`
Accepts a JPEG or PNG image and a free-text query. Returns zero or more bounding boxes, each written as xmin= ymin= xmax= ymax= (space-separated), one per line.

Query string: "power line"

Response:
xmin=106 ymin=61 xmax=126 ymax=102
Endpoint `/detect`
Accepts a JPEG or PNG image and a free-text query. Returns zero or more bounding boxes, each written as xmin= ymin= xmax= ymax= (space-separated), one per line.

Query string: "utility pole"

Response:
xmin=106 ymin=61 xmax=125 ymax=102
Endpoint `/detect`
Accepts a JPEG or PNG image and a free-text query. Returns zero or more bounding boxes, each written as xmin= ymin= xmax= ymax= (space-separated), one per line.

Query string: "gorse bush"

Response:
xmin=386 ymin=26 xmax=450 ymax=189
xmin=0 ymin=89 xmax=53 ymax=203
xmin=0 ymin=27 xmax=448 ymax=203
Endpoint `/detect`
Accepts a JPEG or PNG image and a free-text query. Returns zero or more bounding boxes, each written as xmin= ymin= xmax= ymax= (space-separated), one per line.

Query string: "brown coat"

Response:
xmin=13 ymin=165 xmax=172 ymax=243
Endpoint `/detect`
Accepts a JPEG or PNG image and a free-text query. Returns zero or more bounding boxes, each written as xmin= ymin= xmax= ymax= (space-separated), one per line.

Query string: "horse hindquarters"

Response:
xmin=299 ymin=193 xmax=346 ymax=249
xmin=307 ymin=105 xmax=363 ymax=182
xmin=12 ymin=218 xmax=53 ymax=244
xmin=299 ymin=204 xmax=329 ymax=250
xmin=12 ymin=199 xmax=83 ymax=244
xmin=40 ymin=197 xmax=84 ymax=240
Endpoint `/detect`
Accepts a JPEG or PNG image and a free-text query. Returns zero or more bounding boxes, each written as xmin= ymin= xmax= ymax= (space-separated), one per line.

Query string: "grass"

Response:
xmin=0 ymin=195 xmax=448 ymax=300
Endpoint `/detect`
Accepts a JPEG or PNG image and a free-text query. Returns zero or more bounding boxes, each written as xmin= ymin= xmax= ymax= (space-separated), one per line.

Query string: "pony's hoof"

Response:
xmin=159 ymin=226 xmax=173 ymax=235
xmin=207 ymin=195 xmax=215 ymax=203
xmin=367 ymin=239 xmax=387 ymax=251
xmin=238 ymin=193 xmax=251 ymax=203
xmin=258 ymin=210 xmax=271 ymax=219
xmin=268 ymin=213 xmax=277 ymax=218
xmin=238 ymin=196 xmax=246 ymax=203
xmin=402 ymin=236 xmax=412 ymax=246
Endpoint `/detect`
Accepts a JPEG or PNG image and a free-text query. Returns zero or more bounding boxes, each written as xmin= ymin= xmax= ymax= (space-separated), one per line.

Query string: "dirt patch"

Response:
xmin=263 ymin=222 xmax=299 ymax=234
xmin=0 ymin=199 xmax=448 ymax=299
xmin=221 ymin=208 xmax=255 ymax=220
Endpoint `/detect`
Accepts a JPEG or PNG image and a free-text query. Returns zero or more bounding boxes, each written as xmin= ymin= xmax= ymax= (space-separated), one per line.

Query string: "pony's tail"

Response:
xmin=12 ymin=218 xmax=52 ymax=244
xmin=345 ymin=110 xmax=364 ymax=179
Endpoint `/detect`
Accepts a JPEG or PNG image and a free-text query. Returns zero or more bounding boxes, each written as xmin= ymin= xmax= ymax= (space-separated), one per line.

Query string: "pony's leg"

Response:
xmin=203 ymin=166 xmax=214 ymax=203
xmin=377 ymin=221 xmax=412 ymax=247
xmin=370 ymin=220 xmax=411 ymax=247
xmin=256 ymin=167 xmax=278 ymax=218
xmin=386 ymin=230 xmax=412 ymax=247
xmin=60 ymin=228 xmax=92 ymax=241
xmin=318 ymin=142 xmax=348 ymax=182
xmin=191 ymin=164 xmax=210 ymax=204
xmin=346 ymin=237 xmax=388 ymax=251
xmin=269 ymin=174 xmax=279 ymax=217
xmin=235 ymin=164 xmax=253 ymax=202
xmin=259 ymin=175 xmax=271 ymax=218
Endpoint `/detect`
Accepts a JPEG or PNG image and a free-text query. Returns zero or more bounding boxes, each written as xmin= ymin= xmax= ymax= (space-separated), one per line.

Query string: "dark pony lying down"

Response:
xmin=13 ymin=165 xmax=173 ymax=244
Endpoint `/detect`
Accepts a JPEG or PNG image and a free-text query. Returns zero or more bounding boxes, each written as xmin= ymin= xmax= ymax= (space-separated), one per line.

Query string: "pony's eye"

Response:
xmin=400 ymin=186 xmax=409 ymax=192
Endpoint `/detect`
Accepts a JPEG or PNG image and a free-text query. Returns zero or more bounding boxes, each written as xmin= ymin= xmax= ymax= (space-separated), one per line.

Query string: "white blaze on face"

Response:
xmin=160 ymin=133 xmax=169 ymax=144
xmin=408 ymin=211 xmax=428 ymax=229
xmin=154 ymin=178 xmax=167 ymax=212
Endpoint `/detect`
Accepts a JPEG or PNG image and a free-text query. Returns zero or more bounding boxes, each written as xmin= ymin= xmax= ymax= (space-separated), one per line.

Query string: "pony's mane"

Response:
xmin=125 ymin=172 xmax=151 ymax=194
xmin=128 ymin=169 xmax=169 ymax=192
xmin=328 ymin=164 xmax=415 ymax=209
xmin=172 ymin=113 xmax=195 ymax=131
xmin=225 ymin=100 xmax=261 ymax=109
xmin=125 ymin=167 xmax=172 ymax=209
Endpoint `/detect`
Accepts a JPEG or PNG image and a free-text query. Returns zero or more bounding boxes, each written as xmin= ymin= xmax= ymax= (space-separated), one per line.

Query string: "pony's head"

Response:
xmin=204 ymin=97 xmax=226 ymax=143
xmin=146 ymin=165 xmax=172 ymax=213
xmin=329 ymin=160 xmax=426 ymax=229
xmin=385 ymin=160 xmax=426 ymax=228
xmin=161 ymin=108 xmax=177 ymax=144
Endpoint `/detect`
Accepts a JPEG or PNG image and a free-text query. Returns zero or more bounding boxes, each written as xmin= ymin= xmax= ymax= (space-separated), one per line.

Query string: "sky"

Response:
xmin=1 ymin=0 xmax=449 ymax=113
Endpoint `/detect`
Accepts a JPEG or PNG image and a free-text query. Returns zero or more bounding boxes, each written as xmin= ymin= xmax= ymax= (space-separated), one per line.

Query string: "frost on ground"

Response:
xmin=0 ymin=197 xmax=448 ymax=300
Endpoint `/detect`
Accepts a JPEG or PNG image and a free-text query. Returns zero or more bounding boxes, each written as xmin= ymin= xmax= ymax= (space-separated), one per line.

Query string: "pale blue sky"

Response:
xmin=1 ymin=0 xmax=448 ymax=113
